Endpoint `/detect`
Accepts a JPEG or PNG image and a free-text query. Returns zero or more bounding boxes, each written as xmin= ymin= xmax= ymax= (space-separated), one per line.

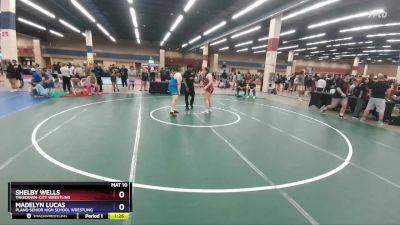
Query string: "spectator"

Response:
xmin=247 ymin=77 xmax=256 ymax=99
xmin=316 ymin=76 xmax=326 ymax=92
xmin=120 ymin=65 xmax=128 ymax=87
xmin=160 ymin=67 xmax=167 ymax=82
xmin=325 ymin=74 xmax=334 ymax=92
xmin=361 ymin=73 xmax=390 ymax=126
xmin=111 ymin=69 xmax=120 ymax=92
xmin=94 ymin=63 xmax=104 ymax=92
xmin=221 ymin=70 xmax=228 ymax=89
xmin=236 ymin=80 xmax=247 ymax=97
xmin=74 ymin=64 xmax=84 ymax=79
xmin=12 ymin=60 xmax=23 ymax=88
xmin=297 ymin=71 xmax=305 ymax=101
xmin=6 ymin=61 xmax=17 ymax=92
xmin=352 ymin=78 xmax=369 ymax=119
xmin=140 ymin=68 xmax=149 ymax=91
xmin=128 ymin=65 xmax=136 ymax=90
xmin=149 ymin=68 xmax=156 ymax=82
xmin=60 ymin=63 xmax=71 ymax=93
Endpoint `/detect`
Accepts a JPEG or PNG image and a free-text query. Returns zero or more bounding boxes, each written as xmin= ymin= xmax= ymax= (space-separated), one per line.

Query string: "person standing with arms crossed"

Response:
xmin=202 ymin=68 xmax=214 ymax=114
xmin=168 ymin=70 xmax=182 ymax=117
xmin=183 ymin=65 xmax=195 ymax=111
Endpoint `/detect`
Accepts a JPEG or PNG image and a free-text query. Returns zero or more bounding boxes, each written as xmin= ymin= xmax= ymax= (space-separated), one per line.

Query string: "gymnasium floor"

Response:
xmin=1 ymin=90 xmax=400 ymax=225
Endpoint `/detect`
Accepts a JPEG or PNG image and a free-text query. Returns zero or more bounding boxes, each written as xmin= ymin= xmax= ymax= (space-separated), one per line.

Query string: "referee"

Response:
xmin=183 ymin=65 xmax=195 ymax=111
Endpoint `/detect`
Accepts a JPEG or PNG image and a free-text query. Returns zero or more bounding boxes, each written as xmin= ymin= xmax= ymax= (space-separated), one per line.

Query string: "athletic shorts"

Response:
xmin=330 ymin=97 xmax=348 ymax=108
xmin=365 ymin=97 xmax=386 ymax=113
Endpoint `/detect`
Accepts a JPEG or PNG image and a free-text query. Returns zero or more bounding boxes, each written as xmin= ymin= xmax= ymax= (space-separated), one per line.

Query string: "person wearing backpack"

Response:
xmin=352 ymin=78 xmax=369 ymax=119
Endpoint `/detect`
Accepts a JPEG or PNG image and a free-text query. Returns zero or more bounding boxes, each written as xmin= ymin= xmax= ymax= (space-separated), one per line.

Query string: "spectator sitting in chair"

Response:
xmin=247 ymin=78 xmax=256 ymax=99
xmin=236 ymin=79 xmax=247 ymax=97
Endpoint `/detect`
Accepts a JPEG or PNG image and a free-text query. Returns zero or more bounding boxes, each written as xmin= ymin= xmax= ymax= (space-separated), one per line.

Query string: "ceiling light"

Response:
xmin=306 ymin=37 xmax=352 ymax=45
xmin=160 ymin=41 xmax=164 ymax=46
xmin=285 ymin=33 xmax=326 ymax=43
xmin=308 ymin=9 xmax=384 ymax=29
xmin=134 ymin=28 xmax=140 ymax=39
xmin=294 ymin=48 xmax=306 ymax=52
xmin=182 ymin=43 xmax=188 ymax=48
xmin=330 ymin=49 xmax=338 ymax=52
xmin=231 ymin=26 xmax=261 ymax=39
xmin=170 ymin=15 xmax=184 ymax=32
xmin=254 ymin=50 xmax=266 ymax=54
xmin=219 ymin=46 xmax=229 ymax=51
xmin=210 ymin=38 xmax=227 ymax=46
xmin=130 ymin=8 xmax=138 ymax=28
xmin=49 ymin=29 xmax=63 ymax=37
xmin=59 ymin=19 xmax=80 ymax=33
xmin=184 ymin=0 xmax=197 ymax=12
xmin=258 ymin=29 xmax=295 ymax=41
xmin=109 ymin=36 xmax=116 ymax=42
xmin=188 ymin=35 xmax=201 ymax=44
xmin=71 ymin=0 xmax=96 ymax=23
xmin=163 ymin=32 xmax=171 ymax=42
xmin=382 ymin=45 xmax=391 ymax=48
xmin=282 ymin=0 xmax=340 ymax=21
xmin=278 ymin=45 xmax=298 ymax=50
xmin=299 ymin=33 xmax=326 ymax=40
xmin=203 ymin=21 xmax=226 ymax=36
xmin=340 ymin=22 xmax=400 ymax=33
xmin=128 ymin=0 xmax=133 ymax=3
xmin=307 ymin=47 xmax=318 ymax=50
xmin=18 ymin=17 xmax=46 ymax=30
xmin=232 ymin=0 xmax=268 ymax=20
xmin=387 ymin=39 xmax=400 ymax=42
xmin=236 ymin=48 xmax=248 ymax=52
xmin=234 ymin=40 xmax=253 ymax=47
xmin=81 ymin=32 xmax=86 ymax=37
xmin=97 ymin=23 xmax=110 ymax=36
xmin=363 ymin=49 xmax=400 ymax=53
xmin=252 ymin=44 xmax=268 ymax=50
xmin=136 ymin=39 xmax=141 ymax=44
xmin=367 ymin=33 xmax=400 ymax=37
xmin=19 ymin=0 xmax=55 ymax=18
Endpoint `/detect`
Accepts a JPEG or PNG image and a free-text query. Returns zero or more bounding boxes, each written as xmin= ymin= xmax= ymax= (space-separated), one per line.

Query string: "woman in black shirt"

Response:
xmin=140 ymin=68 xmax=149 ymax=91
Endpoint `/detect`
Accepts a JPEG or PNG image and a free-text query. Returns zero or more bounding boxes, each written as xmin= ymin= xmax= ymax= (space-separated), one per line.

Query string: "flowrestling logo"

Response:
xmin=368 ymin=10 xmax=388 ymax=19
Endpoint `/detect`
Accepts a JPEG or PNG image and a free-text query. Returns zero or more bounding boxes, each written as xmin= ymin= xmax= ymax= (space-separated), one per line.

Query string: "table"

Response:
xmin=149 ymin=82 xmax=169 ymax=94
xmin=309 ymin=92 xmax=395 ymax=121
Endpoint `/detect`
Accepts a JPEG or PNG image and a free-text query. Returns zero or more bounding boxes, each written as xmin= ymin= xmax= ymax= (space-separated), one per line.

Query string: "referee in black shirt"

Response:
xmin=183 ymin=65 xmax=195 ymax=111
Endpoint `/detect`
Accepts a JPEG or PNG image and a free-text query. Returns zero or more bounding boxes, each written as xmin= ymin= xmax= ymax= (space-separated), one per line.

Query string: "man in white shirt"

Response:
xmin=60 ymin=63 xmax=71 ymax=93
xmin=316 ymin=76 xmax=326 ymax=92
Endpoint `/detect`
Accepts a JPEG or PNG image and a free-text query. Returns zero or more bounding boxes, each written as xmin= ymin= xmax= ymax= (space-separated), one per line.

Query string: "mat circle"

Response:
xmin=150 ymin=104 xmax=241 ymax=128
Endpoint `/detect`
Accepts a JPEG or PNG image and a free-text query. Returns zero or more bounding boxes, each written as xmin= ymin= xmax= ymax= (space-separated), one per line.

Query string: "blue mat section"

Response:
xmin=0 ymin=91 xmax=49 ymax=118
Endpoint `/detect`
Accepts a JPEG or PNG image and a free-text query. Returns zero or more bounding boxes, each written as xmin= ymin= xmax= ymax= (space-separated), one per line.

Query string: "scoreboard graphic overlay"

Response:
xmin=8 ymin=182 xmax=132 ymax=220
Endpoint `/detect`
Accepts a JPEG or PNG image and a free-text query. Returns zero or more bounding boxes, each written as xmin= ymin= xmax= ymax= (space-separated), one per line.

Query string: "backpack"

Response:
xmin=389 ymin=116 xmax=400 ymax=126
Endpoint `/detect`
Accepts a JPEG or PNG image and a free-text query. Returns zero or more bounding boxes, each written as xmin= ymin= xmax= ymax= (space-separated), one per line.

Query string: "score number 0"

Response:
xmin=119 ymin=191 xmax=125 ymax=211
